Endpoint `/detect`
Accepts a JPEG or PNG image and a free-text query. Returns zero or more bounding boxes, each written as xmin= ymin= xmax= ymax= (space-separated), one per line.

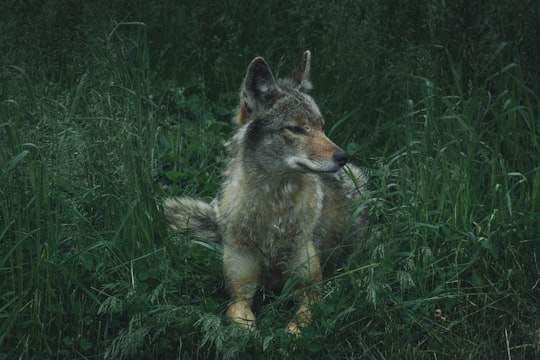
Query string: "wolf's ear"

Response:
xmin=237 ymin=57 xmax=281 ymax=125
xmin=289 ymin=50 xmax=312 ymax=92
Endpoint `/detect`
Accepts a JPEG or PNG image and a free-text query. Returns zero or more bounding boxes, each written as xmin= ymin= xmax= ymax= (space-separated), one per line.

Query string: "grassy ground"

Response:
xmin=1 ymin=1 xmax=539 ymax=359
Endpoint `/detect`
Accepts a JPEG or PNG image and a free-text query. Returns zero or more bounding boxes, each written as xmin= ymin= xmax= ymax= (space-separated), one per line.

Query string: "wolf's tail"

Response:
xmin=163 ymin=197 xmax=221 ymax=242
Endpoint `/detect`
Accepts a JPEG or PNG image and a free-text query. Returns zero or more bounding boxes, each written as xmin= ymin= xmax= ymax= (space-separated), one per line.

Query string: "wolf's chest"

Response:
xmin=245 ymin=193 xmax=317 ymax=234
xmin=220 ymin=179 xmax=323 ymax=259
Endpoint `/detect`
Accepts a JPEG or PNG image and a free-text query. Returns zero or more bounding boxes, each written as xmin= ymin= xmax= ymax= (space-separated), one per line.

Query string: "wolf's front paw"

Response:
xmin=286 ymin=321 xmax=302 ymax=337
xmin=286 ymin=304 xmax=313 ymax=337
xmin=226 ymin=301 xmax=256 ymax=331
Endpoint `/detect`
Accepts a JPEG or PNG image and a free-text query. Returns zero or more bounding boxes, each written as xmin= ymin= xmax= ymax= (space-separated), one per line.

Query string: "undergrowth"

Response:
xmin=1 ymin=1 xmax=539 ymax=359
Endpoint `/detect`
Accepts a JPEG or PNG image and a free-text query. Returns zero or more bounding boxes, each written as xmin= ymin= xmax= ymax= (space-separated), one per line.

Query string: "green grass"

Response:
xmin=1 ymin=1 xmax=539 ymax=359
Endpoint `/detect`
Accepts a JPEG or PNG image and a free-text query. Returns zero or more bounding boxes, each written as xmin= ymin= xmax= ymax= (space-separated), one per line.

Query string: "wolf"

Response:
xmin=163 ymin=50 xmax=368 ymax=335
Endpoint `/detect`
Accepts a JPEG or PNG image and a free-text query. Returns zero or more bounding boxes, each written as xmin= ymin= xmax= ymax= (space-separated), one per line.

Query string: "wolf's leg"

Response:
xmin=223 ymin=245 xmax=261 ymax=330
xmin=287 ymin=240 xmax=322 ymax=335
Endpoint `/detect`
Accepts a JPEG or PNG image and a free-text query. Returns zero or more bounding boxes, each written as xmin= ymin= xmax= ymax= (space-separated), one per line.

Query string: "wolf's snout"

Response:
xmin=333 ymin=151 xmax=349 ymax=167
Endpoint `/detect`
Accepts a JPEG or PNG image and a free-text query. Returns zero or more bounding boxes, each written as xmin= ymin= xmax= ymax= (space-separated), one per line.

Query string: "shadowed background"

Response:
xmin=1 ymin=1 xmax=539 ymax=358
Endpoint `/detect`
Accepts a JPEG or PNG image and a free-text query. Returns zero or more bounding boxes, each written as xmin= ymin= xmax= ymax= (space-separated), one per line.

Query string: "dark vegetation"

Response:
xmin=1 ymin=0 xmax=539 ymax=358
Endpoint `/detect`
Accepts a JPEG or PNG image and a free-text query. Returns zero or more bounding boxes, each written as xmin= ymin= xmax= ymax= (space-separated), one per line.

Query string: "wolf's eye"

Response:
xmin=285 ymin=126 xmax=305 ymax=135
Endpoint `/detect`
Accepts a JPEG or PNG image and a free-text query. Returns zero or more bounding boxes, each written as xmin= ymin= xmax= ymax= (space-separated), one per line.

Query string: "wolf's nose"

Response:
xmin=333 ymin=151 xmax=349 ymax=167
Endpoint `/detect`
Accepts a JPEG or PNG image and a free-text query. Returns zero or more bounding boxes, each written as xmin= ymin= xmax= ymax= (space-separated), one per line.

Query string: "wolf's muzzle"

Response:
xmin=333 ymin=151 xmax=349 ymax=167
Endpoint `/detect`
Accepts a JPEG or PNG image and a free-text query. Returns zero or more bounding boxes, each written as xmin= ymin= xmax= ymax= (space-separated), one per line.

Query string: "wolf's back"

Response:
xmin=163 ymin=197 xmax=221 ymax=242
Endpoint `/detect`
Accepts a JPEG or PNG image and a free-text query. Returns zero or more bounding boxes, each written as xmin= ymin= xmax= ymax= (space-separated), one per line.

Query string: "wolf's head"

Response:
xmin=235 ymin=51 xmax=348 ymax=175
